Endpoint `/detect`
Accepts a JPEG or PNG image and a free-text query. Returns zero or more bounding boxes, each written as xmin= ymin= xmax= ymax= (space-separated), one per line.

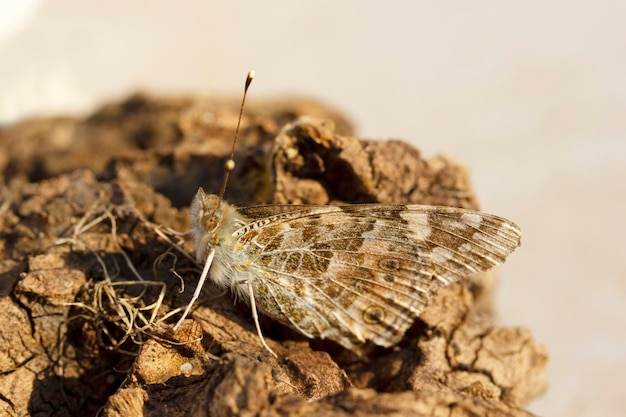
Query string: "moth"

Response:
xmin=173 ymin=71 xmax=522 ymax=356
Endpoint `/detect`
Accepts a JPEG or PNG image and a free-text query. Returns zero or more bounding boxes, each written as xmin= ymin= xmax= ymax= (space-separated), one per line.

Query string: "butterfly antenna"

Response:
xmin=218 ymin=70 xmax=255 ymax=202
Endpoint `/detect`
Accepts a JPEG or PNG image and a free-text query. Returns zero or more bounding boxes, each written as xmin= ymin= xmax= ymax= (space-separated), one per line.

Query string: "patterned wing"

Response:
xmin=233 ymin=204 xmax=521 ymax=351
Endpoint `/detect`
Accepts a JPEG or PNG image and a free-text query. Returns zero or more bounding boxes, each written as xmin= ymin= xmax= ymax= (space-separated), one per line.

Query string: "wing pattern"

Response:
xmin=227 ymin=204 xmax=521 ymax=350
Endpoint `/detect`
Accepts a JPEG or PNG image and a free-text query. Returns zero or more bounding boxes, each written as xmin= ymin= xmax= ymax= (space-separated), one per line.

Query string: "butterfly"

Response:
xmin=174 ymin=187 xmax=521 ymax=356
xmin=172 ymin=70 xmax=521 ymax=356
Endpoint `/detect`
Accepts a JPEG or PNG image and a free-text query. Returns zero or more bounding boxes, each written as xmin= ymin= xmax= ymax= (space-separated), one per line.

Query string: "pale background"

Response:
xmin=1 ymin=1 xmax=625 ymax=416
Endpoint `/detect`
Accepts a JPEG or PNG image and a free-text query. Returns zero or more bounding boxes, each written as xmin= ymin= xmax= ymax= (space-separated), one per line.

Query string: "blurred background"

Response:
xmin=1 ymin=1 xmax=624 ymax=416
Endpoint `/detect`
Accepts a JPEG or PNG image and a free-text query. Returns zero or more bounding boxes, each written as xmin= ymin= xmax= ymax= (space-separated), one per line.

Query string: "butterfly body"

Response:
xmin=189 ymin=187 xmax=522 ymax=352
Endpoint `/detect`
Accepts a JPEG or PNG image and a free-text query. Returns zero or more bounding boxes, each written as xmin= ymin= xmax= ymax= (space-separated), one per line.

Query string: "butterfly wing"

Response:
xmin=233 ymin=204 xmax=521 ymax=350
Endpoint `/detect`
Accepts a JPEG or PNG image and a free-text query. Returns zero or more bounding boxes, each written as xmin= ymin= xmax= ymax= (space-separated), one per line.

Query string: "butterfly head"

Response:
xmin=189 ymin=187 xmax=245 ymax=264
xmin=189 ymin=187 xmax=225 ymax=263
xmin=191 ymin=187 xmax=222 ymax=234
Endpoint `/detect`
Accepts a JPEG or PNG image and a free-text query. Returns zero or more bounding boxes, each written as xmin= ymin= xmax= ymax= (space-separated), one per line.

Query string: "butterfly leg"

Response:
xmin=247 ymin=280 xmax=278 ymax=357
xmin=173 ymin=248 xmax=215 ymax=330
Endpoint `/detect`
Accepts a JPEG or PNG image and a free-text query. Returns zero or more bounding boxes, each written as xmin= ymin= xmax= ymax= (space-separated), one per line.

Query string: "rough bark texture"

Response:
xmin=0 ymin=92 xmax=547 ymax=416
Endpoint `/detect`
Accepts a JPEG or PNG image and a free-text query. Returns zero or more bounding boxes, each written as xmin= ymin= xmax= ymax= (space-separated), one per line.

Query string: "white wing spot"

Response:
xmin=401 ymin=212 xmax=431 ymax=240
xmin=461 ymin=212 xmax=483 ymax=229
xmin=497 ymin=222 xmax=519 ymax=238
xmin=432 ymin=247 xmax=454 ymax=263
xmin=458 ymin=242 xmax=473 ymax=253
xmin=450 ymin=220 xmax=467 ymax=230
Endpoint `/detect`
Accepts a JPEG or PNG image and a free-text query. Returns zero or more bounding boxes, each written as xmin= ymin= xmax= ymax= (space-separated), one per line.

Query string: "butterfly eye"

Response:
xmin=201 ymin=214 xmax=219 ymax=232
